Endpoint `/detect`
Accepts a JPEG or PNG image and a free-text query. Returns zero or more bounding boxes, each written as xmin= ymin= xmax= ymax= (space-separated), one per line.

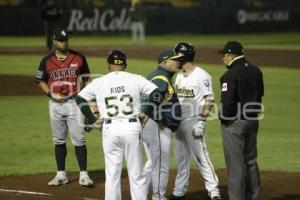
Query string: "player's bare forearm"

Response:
xmin=37 ymin=81 xmax=66 ymax=102
xmin=37 ymin=81 xmax=50 ymax=94
xmin=201 ymin=98 xmax=214 ymax=117
xmin=81 ymin=77 xmax=91 ymax=88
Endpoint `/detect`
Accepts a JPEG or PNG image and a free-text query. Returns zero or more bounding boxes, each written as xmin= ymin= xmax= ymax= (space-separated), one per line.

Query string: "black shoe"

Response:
xmin=168 ymin=194 xmax=186 ymax=200
xmin=211 ymin=197 xmax=222 ymax=200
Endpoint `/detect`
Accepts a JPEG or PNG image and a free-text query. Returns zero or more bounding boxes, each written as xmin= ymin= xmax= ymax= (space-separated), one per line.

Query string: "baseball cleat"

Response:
xmin=211 ymin=196 xmax=222 ymax=200
xmin=48 ymin=173 xmax=68 ymax=186
xmin=79 ymin=171 xmax=94 ymax=187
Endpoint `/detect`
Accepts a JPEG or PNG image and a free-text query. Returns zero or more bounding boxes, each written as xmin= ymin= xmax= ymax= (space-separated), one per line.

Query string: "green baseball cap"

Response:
xmin=157 ymin=49 xmax=183 ymax=64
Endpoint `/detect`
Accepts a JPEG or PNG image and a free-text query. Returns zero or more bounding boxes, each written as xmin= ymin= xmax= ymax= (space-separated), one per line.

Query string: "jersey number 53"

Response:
xmin=105 ymin=94 xmax=134 ymax=117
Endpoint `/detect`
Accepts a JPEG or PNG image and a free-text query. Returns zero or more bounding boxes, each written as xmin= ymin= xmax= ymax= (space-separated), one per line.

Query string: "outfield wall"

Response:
xmin=1 ymin=2 xmax=299 ymax=35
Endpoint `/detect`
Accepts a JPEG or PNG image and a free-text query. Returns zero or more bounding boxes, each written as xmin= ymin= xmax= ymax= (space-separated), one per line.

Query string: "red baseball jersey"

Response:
xmin=36 ymin=50 xmax=90 ymax=97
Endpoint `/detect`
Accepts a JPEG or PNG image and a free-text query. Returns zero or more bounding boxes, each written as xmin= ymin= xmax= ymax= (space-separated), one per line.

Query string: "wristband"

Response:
xmin=47 ymin=91 xmax=52 ymax=98
xmin=198 ymin=115 xmax=206 ymax=122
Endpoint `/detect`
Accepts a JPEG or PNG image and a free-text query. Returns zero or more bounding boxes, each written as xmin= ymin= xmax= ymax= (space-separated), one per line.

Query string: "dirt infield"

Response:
xmin=0 ymin=170 xmax=300 ymax=200
xmin=1 ymin=45 xmax=299 ymax=96
xmin=0 ymin=75 xmax=43 ymax=96
xmin=0 ymin=46 xmax=300 ymax=68
xmin=1 ymin=44 xmax=299 ymax=96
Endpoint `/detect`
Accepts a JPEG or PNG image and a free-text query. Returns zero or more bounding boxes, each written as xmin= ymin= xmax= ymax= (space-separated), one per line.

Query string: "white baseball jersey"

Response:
xmin=78 ymin=71 xmax=157 ymax=120
xmin=172 ymin=66 xmax=220 ymax=198
xmin=175 ymin=67 xmax=214 ymax=119
xmin=79 ymin=71 xmax=156 ymax=200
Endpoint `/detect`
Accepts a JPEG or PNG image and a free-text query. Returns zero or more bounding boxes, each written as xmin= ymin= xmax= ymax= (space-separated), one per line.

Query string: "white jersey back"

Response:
xmin=175 ymin=67 xmax=214 ymax=119
xmin=78 ymin=71 xmax=157 ymax=119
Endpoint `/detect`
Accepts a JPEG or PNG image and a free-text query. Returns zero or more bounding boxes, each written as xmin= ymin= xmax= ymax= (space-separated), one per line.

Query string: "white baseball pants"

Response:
xmin=173 ymin=117 xmax=220 ymax=198
xmin=102 ymin=118 xmax=147 ymax=200
xmin=143 ymin=119 xmax=172 ymax=200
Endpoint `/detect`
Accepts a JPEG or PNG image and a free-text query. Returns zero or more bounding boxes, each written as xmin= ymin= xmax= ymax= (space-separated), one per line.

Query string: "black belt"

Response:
xmin=105 ymin=118 xmax=137 ymax=124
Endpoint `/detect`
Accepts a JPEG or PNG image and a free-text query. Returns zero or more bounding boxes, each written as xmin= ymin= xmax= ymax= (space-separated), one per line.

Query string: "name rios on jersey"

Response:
xmin=111 ymin=86 xmax=125 ymax=94
xmin=49 ymin=68 xmax=78 ymax=80
xmin=175 ymin=85 xmax=195 ymax=98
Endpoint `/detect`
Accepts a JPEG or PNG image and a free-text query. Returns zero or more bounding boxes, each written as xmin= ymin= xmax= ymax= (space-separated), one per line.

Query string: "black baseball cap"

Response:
xmin=218 ymin=41 xmax=244 ymax=55
xmin=107 ymin=50 xmax=127 ymax=66
xmin=53 ymin=28 xmax=69 ymax=41
xmin=157 ymin=49 xmax=183 ymax=64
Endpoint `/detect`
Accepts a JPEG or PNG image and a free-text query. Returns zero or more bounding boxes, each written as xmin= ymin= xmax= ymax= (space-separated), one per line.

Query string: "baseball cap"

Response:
xmin=53 ymin=28 xmax=69 ymax=41
xmin=157 ymin=49 xmax=183 ymax=64
xmin=218 ymin=41 xmax=244 ymax=55
xmin=107 ymin=50 xmax=127 ymax=66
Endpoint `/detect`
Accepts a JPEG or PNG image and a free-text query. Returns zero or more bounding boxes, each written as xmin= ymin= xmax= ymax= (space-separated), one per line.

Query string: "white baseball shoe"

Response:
xmin=79 ymin=171 xmax=94 ymax=187
xmin=48 ymin=171 xmax=68 ymax=186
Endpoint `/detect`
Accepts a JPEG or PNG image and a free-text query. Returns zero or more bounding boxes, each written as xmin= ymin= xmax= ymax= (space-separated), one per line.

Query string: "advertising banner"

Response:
xmin=0 ymin=5 xmax=299 ymax=35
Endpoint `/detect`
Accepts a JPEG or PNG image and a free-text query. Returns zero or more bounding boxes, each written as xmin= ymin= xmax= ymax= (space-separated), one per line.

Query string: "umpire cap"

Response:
xmin=218 ymin=41 xmax=244 ymax=55
xmin=107 ymin=50 xmax=127 ymax=66
xmin=53 ymin=28 xmax=69 ymax=41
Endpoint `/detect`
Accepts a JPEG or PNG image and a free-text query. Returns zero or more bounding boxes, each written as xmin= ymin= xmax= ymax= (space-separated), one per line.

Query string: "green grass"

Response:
xmin=0 ymin=55 xmax=300 ymax=175
xmin=0 ymin=55 xmax=157 ymax=76
xmin=0 ymin=32 xmax=300 ymax=50
xmin=0 ymin=97 xmax=104 ymax=175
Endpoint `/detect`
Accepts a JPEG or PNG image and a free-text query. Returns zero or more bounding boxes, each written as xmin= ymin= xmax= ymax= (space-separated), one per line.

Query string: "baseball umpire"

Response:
xmin=76 ymin=50 xmax=162 ymax=200
xmin=168 ymin=42 xmax=222 ymax=200
xmin=218 ymin=41 xmax=264 ymax=200
xmin=35 ymin=28 xmax=93 ymax=187
xmin=142 ymin=49 xmax=183 ymax=200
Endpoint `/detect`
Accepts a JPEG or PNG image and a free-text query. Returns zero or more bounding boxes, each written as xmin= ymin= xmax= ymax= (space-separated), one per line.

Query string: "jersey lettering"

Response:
xmin=49 ymin=68 xmax=78 ymax=80
xmin=110 ymin=86 xmax=125 ymax=94
xmin=175 ymin=85 xmax=195 ymax=98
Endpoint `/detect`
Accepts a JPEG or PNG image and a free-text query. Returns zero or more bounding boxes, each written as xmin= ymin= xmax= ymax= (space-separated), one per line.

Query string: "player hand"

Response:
xmin=158 ymin=121 xmax=166 ymax=131
xmin=192 ymin=120 xmax=205 ymax=139
xmin=48 ymin=92 xmax=67 ymax=102
xmin=84 ymin=112 xmax=103 ymax=132
xmin=93 ymin=118 xmax=104 ymax=131
xmin=84 ymin=119 xmax=103 ymax=132
xmin=138 ymin=112 xmax=149 ymax=127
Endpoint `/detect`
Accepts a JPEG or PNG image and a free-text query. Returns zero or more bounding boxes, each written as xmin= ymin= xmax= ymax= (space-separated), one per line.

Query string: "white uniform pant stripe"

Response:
xmin=200 ymin=137 xmax=219 ymax=184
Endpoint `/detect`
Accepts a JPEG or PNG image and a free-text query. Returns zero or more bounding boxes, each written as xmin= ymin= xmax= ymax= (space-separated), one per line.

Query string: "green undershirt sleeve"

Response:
xmin=75 ymin=95 xmax=97 ymax=124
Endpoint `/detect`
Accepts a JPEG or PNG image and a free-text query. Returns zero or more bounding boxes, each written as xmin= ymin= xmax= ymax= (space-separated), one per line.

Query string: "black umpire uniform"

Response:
xmin=218 ymin=41 xmax=264 ymax=200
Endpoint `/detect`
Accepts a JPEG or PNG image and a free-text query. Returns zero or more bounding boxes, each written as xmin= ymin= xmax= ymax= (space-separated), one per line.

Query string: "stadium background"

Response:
xmin=0 ymin=0 xmax=299 ymax=200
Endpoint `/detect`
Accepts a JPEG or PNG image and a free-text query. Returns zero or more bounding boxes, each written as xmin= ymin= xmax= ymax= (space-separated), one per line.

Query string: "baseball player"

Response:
xmin=169 ymin=43 xmax=222 ymax=200
xmin=76 ymin=50 xmax=162 ymax=200
xmin=35 ymin=28 xmax=93 ymax=187
xmin=142 ymin=49 xmax=183 ymax=200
